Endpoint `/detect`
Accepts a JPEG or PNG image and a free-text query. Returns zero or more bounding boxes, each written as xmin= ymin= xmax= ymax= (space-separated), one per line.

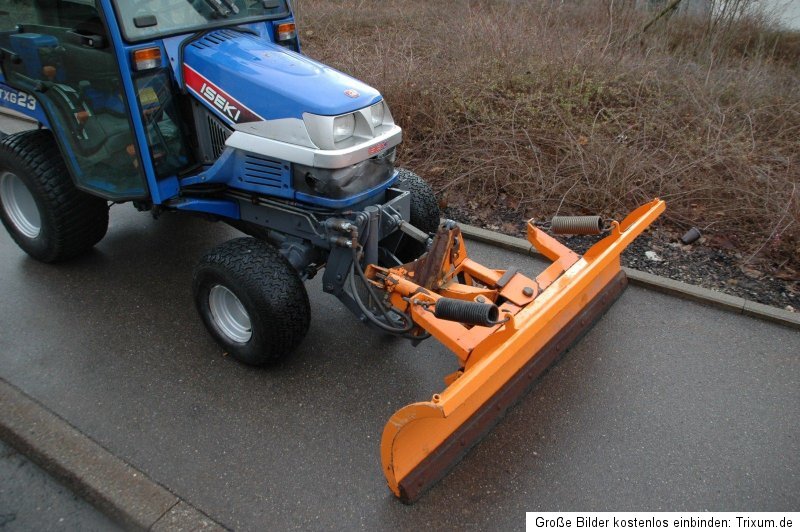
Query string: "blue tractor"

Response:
xmin=0 ymin=0 xmax=665 ymax=501
xmin=0 ymin=0 xmax=438 ymax=362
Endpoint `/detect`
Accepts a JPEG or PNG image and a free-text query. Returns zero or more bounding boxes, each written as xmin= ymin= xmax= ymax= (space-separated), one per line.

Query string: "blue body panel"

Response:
xmin=172 ymin=197 xmax=240 ymax=219
xmin=183 ymin=33 xmax=381 ymax=121
xmin=181 ymin=150 xmax=398 ymax=209
xmin=0 ymin=81 xmax=50 ymax=125
xmin=181 ymin=148 xmax=294 ymax=200
xmin=162 ymin=19 xmax=298 ymax=88
xmin=0 ymin=34 xmax=52 ymax=123
xmin=8 ymin=34 xmax=65 ymax=82
xmin=0 ymin=2 xmax=396 ymax=220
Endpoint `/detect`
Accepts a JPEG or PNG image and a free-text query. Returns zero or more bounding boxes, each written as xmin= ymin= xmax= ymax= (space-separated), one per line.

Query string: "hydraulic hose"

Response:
xmin=349 ymin=246 xmax=415 ymax=334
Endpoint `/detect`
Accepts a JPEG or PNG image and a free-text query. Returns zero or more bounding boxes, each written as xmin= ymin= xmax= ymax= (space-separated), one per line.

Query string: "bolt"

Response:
xmin=476 ymin=296 xmax=486 ymax=303
xmin=523 ymin=286 xmax=534 ymax=297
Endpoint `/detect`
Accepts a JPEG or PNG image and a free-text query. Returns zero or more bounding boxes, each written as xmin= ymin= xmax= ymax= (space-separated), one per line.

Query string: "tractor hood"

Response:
xmin=182 ymin=31 xmax=381 ymax=125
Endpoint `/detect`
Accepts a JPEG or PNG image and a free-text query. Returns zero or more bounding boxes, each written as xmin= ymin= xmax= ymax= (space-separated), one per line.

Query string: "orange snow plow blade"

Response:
xmin=373 ymin=199 xmax=665 ymax=502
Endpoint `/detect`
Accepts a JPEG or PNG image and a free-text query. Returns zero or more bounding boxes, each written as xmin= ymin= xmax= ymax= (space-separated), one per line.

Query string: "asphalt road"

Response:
xmin=0 ymin=440 xmax=119 ymax=531
xmin=0 ymin=202 xmax=798 ymax=530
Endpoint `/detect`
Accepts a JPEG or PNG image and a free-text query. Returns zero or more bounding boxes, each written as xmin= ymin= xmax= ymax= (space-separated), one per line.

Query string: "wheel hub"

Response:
xmin=208 ymin=284 xmax=252 ymax=343
xmin=0 ymin=171 xmax=41 ymax=239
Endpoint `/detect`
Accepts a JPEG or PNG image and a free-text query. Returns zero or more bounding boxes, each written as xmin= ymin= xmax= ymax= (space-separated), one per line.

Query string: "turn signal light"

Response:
xmin=275 ymin=22 xmax=296 ymax=42
xmin=133 ymin=47 xmax=162 ymax=71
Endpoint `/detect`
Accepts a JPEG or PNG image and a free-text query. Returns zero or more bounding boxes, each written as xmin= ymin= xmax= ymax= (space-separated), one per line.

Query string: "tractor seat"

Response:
xmin=44 ymin=81 xmax=130 ymax=158
xmin=80 ymin=113 xmax=134 ymax=158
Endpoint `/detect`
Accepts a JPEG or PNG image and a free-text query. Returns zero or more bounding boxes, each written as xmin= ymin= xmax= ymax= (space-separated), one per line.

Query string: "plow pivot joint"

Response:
xmin=434 ymin=298 xmax=500 ymax=327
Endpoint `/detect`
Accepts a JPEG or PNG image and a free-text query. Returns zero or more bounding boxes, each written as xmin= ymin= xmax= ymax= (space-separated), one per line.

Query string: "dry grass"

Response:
xmin=295 ymin=0 xmax=800 ymax=271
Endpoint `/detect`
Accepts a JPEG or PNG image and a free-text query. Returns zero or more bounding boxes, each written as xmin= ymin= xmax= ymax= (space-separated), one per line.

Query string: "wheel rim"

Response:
xmin=208 ymin=284 xmax=252 ymax=343
xmin=0 ymin=171 xmax=41 ymax=239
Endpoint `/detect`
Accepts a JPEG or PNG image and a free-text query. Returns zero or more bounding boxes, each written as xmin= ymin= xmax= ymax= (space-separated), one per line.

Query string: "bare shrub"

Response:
xmin=294 ymin=0 xmax=800 ymax=270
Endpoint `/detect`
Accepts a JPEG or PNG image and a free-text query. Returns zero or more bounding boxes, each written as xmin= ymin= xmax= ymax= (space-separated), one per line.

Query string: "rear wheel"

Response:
xmin=0 ymin=130 xmax=109 ymax=262
xmin=193 ymin=237 xmax=311 ymax=366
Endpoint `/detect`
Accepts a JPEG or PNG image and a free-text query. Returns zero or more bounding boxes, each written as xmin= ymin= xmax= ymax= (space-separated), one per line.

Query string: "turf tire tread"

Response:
xmin=193 ymin=237 xmax=311 ymax=365
xmin=0 ymin=130 xmax=108 ymax=262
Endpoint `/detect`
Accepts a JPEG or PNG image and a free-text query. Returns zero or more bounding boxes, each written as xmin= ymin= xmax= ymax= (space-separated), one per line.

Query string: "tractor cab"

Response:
xmin=0 ymin=0 xmax=144 ymax=198
xmin=0 ymin=0 xmax=307 ymax=204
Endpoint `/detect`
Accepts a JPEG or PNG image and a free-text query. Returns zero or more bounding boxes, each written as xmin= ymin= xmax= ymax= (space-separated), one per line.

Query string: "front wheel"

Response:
xmin=394 ymin=168 xmax=441 ymax=262
xmin=396 ymin=168 xmax=440 ymax=235
xmin=193 ymin=237 xmax=311 ymax=366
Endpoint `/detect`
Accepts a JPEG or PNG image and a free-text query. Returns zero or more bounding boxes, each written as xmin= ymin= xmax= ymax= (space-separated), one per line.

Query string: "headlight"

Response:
xmin=333 ymin=114 xmax=356 ymax=142
xmin=370 ymin=102 xmax=385 ymax=127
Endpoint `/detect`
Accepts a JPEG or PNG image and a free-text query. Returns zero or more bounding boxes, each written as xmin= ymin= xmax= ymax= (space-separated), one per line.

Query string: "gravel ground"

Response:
xmin=614 ymin=230 xmax=798 ymax=312
xmin=444 ymin=204 xmax=799 ymax=313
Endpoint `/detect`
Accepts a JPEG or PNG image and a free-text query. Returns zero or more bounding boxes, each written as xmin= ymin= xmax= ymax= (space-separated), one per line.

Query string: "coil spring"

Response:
xmin=551 ymin=215 xmax=604 ymax=235
xmin=434 ymin=298 xmax=500 ymax=327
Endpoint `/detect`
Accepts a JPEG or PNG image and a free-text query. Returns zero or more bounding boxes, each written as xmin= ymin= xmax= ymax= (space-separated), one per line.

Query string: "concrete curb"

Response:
xmin=0 ymin=378 xmax=226 ymax=531
xmin=459 ymin=223 xmax=800 ymax=331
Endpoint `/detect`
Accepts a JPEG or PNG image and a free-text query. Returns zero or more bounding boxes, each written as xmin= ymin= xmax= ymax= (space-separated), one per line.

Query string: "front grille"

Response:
xmin=190 ymin=30 xmax=242 ymax=50
xmin=243 ymin=155 xmax=290 ymax=190
xmin=192 ymin=102 xmax=233 ymax=163
xmin=207 ymin=113 xmax=232 ymax=160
